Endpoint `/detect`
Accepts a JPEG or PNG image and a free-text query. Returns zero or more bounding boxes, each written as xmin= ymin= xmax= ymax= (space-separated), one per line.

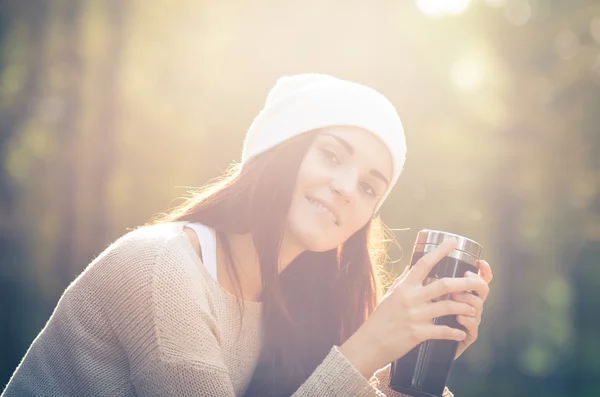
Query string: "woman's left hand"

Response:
xmin=452 ymin=259 xmax=493 ymax=359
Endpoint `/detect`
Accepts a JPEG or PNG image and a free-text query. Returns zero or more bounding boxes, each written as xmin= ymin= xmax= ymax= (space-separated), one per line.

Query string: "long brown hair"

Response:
xmin=147 ymin=130 xmax=392 ymax=396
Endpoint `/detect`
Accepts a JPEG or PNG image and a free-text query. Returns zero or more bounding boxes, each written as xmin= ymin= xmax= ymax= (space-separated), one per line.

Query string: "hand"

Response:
xmin=340 ymin=238 xmax=489 ymax=378
xmin=453 ymin=259 xmax=493 ymax=359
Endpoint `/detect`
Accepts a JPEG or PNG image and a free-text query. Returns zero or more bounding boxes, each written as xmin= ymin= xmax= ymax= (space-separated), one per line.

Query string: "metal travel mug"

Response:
xmin=388 ymin=230 xmax=482 ymax=397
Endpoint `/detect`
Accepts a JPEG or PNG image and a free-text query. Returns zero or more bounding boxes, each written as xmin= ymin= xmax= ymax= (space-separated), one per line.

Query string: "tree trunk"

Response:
xmin=88 ymin=0 xmax=128 ymax=250
xmin=0 ymin=0 xmax=48 ymax=386
xmin=55 ymin=0 xmax=83 ymax=285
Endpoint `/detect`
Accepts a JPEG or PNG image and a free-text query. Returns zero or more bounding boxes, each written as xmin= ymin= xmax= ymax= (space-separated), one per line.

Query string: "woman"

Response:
xmin=2 ymin=74 xmax=492 ymax=396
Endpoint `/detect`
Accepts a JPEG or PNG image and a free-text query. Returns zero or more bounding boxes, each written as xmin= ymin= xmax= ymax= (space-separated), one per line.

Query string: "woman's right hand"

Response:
xmin=339 ymin=238 xmax=489 ymax=379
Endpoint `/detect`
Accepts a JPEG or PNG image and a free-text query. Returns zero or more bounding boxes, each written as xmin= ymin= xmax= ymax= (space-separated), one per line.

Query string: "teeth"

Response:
xmin=307 ymin=197 xmax=337 ymax=224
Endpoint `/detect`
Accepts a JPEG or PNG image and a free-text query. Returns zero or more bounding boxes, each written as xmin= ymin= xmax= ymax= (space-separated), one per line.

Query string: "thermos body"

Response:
xmin=388 ymin=230 xmax=482 ymax=397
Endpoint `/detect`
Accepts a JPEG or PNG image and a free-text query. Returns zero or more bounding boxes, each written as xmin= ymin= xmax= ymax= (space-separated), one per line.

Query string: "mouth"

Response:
xmin=305 ymin=196 xmax=340 ymax=226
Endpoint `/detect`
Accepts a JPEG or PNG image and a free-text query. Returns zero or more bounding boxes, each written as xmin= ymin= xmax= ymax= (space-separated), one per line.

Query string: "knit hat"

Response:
xmin=242 ymin=73 xmax=407 ymax=213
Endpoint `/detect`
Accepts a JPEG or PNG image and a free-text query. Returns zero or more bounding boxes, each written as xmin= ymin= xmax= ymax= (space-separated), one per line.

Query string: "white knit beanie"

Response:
xmin=242 ymin=73 xmax=407 ymax=213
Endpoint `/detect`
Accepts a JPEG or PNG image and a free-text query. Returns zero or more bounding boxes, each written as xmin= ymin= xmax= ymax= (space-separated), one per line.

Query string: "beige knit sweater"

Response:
xmin=2 ymin=221 xmax=453 ymax=396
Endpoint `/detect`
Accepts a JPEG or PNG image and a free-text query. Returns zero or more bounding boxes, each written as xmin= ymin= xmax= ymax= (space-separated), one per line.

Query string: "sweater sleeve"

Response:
xmin=291 ymin=346 xmax=455 ymax=397
xmin=368 ymin=364 xmax=454 ymax=397
xmin=290 ymin=346 xmax=385 ymax=396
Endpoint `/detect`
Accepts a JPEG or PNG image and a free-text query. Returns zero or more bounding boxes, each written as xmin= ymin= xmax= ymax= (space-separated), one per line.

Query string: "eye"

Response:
xmin=319 ymin=148 xmax=340 ymax=165
xmin=361 ymin=182 xmax=377 ymax=198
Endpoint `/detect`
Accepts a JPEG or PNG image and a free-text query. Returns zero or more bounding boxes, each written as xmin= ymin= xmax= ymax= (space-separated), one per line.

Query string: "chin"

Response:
xmin=305 ymin=238 xmax=339 ymax=253
xmin=286 ymin=215 xmax=341 ymax=253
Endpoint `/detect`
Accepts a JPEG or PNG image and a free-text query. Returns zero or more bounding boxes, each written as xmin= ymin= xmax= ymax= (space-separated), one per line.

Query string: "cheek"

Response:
xmin=285 ymin=196 xmax=343 ymax=251
xmin=296 ymin=156 xmax=325 ymax=187
xmin=286 ymin=197 xmax=373 ymax=252
xmin=289 ymin=152 xmax=375 ymax=248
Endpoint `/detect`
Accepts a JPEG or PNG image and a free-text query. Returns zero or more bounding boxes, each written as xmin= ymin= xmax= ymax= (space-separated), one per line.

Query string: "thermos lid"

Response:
xmin=415 ymin=230 xmax=482 ymax=259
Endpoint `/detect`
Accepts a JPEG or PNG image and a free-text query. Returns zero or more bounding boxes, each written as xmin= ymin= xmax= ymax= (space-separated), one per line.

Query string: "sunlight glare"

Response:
xmin=450 ymin=57 xmax=485 ymax=93
xmin=416 ymin=0 xmax=472 ymax=17
xmin=484 ymin=0 xmax=506 ymax=7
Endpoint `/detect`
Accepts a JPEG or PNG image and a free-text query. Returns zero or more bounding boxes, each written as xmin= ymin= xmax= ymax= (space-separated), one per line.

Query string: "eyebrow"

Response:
xmin=321 ymin=132 xmax=390 ymax=188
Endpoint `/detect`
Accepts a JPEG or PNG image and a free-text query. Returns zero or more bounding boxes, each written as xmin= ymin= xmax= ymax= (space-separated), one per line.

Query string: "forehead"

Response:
xmin=316 ymin=126 xmax=393 ymax=179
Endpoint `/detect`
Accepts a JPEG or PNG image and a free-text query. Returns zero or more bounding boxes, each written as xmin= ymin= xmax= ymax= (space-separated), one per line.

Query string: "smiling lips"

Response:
xmin=305 ymin=196 xmax=339 ymax=225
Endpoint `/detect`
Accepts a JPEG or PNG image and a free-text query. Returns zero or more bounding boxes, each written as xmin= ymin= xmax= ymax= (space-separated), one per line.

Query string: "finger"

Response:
xmin=390 ymin=266 xmax=410 ymax=290
xmin=464 ymin=271 xmax=490 ymax=301
xmin=408 ymin=238 xmax=458 ymax=284
xmin=422 ymin=299 xmax=476 ymax=320
xmin=456 ymin=315 xmax=479 ymax=342
xmin=451 ymin=292 xmax=483 ymax=318
xmin=421 ymin=324 xmax=467 ymax=342
xmin=421 ymin=276 xmax=486 ymax=302
xmin=477 ymin=260 xmax=493 ymax=284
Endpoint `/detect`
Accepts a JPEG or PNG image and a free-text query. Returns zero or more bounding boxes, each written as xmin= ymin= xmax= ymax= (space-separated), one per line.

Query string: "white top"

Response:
xmin=184 ymin=222 xmax=218 ymax=282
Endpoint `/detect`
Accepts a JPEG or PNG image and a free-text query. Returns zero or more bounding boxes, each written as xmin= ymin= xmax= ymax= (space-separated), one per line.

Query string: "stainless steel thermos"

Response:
xmin=388 ymin=230 xmax=482 ymax=397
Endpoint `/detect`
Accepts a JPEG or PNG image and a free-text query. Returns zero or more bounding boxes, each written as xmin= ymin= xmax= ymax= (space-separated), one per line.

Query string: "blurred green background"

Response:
xmin=1 ymin=0 xmax=599 ymax=395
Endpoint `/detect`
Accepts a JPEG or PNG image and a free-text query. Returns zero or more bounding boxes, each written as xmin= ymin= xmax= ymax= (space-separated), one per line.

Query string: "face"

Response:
xmin=285 ymin=126 xmax=394 ymax=253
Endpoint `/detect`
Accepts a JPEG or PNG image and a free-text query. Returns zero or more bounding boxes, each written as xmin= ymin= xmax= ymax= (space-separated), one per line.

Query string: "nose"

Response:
xmin=330 ymin=167 xmax=359 ymax=203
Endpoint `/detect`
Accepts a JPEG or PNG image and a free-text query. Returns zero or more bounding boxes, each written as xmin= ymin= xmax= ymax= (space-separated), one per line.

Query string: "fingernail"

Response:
xmin=465 ymin=271 xmax=476 ymax=277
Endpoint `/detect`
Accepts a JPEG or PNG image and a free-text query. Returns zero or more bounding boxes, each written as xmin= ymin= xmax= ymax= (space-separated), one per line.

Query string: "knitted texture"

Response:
xmin=2 ymin=221 xmax=449 ymax=396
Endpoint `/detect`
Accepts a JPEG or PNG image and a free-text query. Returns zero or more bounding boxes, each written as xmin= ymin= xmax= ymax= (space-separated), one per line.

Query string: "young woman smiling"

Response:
xmin=2 ymin=74 xmax=492 ymax=397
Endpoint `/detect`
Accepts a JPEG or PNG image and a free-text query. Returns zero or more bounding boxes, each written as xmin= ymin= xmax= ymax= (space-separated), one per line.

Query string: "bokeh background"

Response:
xmin=1 ymin=0 xmax=599 ymax=395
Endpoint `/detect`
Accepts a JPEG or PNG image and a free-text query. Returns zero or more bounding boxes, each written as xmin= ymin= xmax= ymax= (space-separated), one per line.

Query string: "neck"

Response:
xmin=218 ymin=230 xmax=305 ymax=301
